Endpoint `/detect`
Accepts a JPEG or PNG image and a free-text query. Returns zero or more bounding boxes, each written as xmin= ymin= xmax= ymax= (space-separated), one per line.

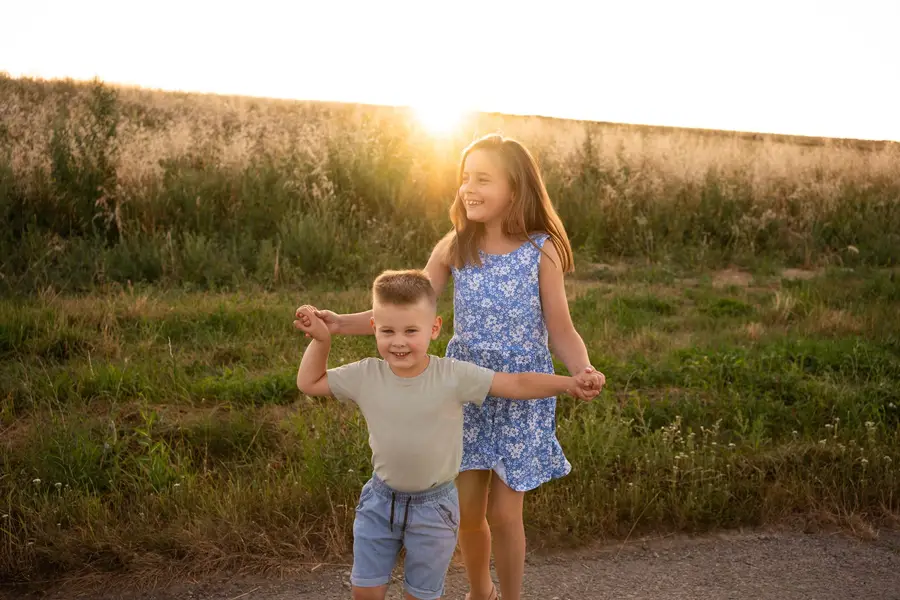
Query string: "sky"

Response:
xmin=2 ymin=0 xmax=899 ymax=141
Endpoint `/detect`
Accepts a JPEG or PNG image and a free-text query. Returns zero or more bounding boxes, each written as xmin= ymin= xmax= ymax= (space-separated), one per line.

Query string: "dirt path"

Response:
xmin=9 ymin=529 xmax=900 ymax=600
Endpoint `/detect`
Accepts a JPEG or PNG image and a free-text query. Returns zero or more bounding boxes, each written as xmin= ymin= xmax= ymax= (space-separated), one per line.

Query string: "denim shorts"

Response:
xmin=351 ymin=473 xmax=460 ymax=600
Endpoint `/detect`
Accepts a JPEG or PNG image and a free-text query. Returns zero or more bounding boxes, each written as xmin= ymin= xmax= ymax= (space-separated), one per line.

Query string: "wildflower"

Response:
xmin=819 ymin=439 xmax=827 ymax=445
xmin=825 ymin=424 xmax=833 ymax=430
xmin=865 ymin=421 xmax=875 ymax=429
xmin=889 ymin=403 xmax=896 ymax=409
xmin=32 ymin=478 xmax=41 ymax=484
xmin=884 ymin=456 xmax=892 ymax=463
xmin=55 ymin=482 xmax=62 ymax=489
xmin=1 ymin=514 xmax=8 ymax=519
xmin=728 ymin=443 xmax=736 ymax=449
xmin=792 ymin=430 xmax=799 ymax=437
xmin=173 ymin=483 xmax=181 ymax=488
xmin=860 ymin=458 xmax=869 ymax=466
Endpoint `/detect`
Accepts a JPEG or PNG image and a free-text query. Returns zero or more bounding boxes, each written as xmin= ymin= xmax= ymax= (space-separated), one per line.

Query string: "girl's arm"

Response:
xmin=314 ymin=237 xmax=453 ymax=336
xmin=539 ymin=242 xmax=594 ymax=376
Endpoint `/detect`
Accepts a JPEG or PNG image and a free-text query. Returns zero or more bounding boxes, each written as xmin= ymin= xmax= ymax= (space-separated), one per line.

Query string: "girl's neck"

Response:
xmin=480 ymin=220 xmax=527 ymax=254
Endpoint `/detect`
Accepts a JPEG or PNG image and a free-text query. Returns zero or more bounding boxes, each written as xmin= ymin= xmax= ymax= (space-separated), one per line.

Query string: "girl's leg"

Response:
xmin=456 ymin=469 xmax=494 ymax=599
xmin=486 ymin=477 xmax=526 ymax=600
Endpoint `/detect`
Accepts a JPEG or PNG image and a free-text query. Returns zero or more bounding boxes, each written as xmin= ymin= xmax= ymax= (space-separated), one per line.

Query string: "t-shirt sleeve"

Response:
xmin=450 ymin=358 xmax=495 ymax=406
xmin=326 ymin=358 xmax=370 ymax=404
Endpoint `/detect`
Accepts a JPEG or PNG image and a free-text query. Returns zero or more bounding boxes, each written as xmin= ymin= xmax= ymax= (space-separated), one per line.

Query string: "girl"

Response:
xmin=310 ymin=134 xmax=605 ymax=600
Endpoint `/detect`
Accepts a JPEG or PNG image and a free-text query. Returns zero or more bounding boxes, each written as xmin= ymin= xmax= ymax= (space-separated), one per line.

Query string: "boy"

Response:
xmin=294 ymin=269 xmax=600 ymax=600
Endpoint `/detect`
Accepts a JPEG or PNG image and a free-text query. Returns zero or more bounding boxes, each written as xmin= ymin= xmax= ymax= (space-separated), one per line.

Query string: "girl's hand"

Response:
xmin=583 ymin=366 xmax=605 ymax=393
xmin=312 ymin=308 xmax=344 ymax=335
xmin=294 ymin=305 xmax=331 ymax=342
xmin=572 ymin=366 xmax=605 ymax=401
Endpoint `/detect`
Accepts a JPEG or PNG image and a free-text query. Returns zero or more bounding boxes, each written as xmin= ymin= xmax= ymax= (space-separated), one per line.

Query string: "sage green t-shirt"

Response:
xmin=326 ymin=355 xmax=495 ymax=492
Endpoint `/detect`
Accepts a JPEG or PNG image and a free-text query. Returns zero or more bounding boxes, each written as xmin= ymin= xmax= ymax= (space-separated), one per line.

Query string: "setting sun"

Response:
xmin=412 ymin=103 xmax=466 ymax=135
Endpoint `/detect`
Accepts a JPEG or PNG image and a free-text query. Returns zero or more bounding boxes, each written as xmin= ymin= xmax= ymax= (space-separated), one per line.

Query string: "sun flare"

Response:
xmin=412 ymin=102 xmax=466 ymax=135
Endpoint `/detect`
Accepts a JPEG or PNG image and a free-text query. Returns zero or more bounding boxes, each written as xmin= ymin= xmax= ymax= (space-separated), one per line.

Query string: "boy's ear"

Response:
xmin=431 ymin=316 xmax=443 ymax=340
xmin=370 ymin=317 xmax=376 ymax=331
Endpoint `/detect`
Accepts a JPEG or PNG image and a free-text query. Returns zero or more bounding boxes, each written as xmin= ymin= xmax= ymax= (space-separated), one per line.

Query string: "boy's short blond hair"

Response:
xmin=372 ymin=270 xmax=437 ymax=307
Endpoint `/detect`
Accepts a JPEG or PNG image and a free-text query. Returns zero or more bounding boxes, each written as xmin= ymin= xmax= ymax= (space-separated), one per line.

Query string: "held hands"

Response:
xmin=293 ymin=305 xmax=331 ymax=342
xmin=570 ymin=366 xmax=606 ymax=401
xmin=295 ymin=306 xmax=343 ymax=338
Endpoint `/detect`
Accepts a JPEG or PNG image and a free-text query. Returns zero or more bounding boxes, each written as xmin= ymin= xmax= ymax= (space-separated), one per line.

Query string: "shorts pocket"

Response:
xmin=433 ymin=499 xmax=459 ymax=532
xmin=355 ymin=482 xmax=375 ymax=512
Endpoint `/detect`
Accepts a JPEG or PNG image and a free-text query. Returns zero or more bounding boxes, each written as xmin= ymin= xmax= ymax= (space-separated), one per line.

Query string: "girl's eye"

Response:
xmin=406 ymin=329 xmax=417 ymax=334
xmin=478 ymin=178 xmax=490 ymax=184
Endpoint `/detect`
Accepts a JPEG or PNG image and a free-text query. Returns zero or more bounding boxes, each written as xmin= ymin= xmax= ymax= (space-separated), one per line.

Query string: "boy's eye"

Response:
xmin=406 ymin=329 xmax=417 ymax=334
xmin=478 ymin=178 xmax=490 ymax=184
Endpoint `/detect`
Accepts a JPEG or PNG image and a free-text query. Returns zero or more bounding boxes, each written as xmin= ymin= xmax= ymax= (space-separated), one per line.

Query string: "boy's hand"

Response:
xmin=294 ymin=305 xmax=331 ymax=342
xmin=571 ymin=366 xmax=605 ymax=401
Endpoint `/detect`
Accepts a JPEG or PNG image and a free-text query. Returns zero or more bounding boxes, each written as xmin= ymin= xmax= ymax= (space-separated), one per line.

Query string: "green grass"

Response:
xmin=2 ymin=75 xmax=899 ymax=296
xmin=1 ymin=267 xmax=898 ymax=583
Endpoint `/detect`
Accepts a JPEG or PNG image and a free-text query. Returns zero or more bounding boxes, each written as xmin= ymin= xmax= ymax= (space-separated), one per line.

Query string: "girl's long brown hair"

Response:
xmin=442 ymin=134 xmax=574 ymax=272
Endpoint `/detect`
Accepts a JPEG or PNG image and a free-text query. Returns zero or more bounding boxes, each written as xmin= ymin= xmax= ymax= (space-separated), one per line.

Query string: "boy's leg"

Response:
xmin=351 ymin=480 xmax=402 ymax=598
xmin=352 ymin=585 xmax=389 ymax=600
xmin=402 ymin=487 xmax=461 ymax=600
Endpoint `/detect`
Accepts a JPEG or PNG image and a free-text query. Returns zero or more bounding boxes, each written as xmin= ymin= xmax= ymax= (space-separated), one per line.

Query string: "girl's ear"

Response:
xmin=431 ymin=316 xmax=443 ymax=340
xmin=370 ymin=317 xmax=376 ymax=331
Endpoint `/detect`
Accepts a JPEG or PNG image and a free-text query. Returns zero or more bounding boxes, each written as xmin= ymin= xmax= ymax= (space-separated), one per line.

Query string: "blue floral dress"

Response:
xmin=446 ymin=232 xmax=572 ymax=492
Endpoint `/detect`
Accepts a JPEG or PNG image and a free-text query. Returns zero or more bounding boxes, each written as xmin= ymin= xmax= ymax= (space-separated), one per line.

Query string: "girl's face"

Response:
xmin=459 ymin=149 xmax=513 ymax=226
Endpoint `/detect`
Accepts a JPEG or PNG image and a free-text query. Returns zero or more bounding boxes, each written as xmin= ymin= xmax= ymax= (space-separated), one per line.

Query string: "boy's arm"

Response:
xmin=294 ymin=305 xmax=334 ymax=397
xmin=296 ymin=338 xmax=333 ymax=397
xmin=489 ymin=372 xmax=576 ymax=400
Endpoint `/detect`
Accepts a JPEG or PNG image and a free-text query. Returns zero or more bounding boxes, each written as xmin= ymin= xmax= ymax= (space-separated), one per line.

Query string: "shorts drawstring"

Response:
xmin=402 ymin=497 xmax=410 ymax=532
xmin=389 ymin=492 xmax=412 ymax=533
xmin=390 ymin=492 xmax=395 ymax=531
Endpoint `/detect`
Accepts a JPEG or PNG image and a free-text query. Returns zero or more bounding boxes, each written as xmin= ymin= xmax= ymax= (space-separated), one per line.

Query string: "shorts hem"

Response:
xmin=350 ymin=574 xmax=392 ymax=588
xmin=405 ymin=580 xmax=445 ymax=600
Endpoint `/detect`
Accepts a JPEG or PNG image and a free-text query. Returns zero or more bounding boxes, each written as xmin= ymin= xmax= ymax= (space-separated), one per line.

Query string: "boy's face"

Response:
xmin=371 ymin=298 xmax=442 ymax=377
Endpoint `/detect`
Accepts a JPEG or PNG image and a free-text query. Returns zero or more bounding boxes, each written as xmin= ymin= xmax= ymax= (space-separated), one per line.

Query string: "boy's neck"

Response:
xmin=388 ymin=354 xmax=431 ymax=378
